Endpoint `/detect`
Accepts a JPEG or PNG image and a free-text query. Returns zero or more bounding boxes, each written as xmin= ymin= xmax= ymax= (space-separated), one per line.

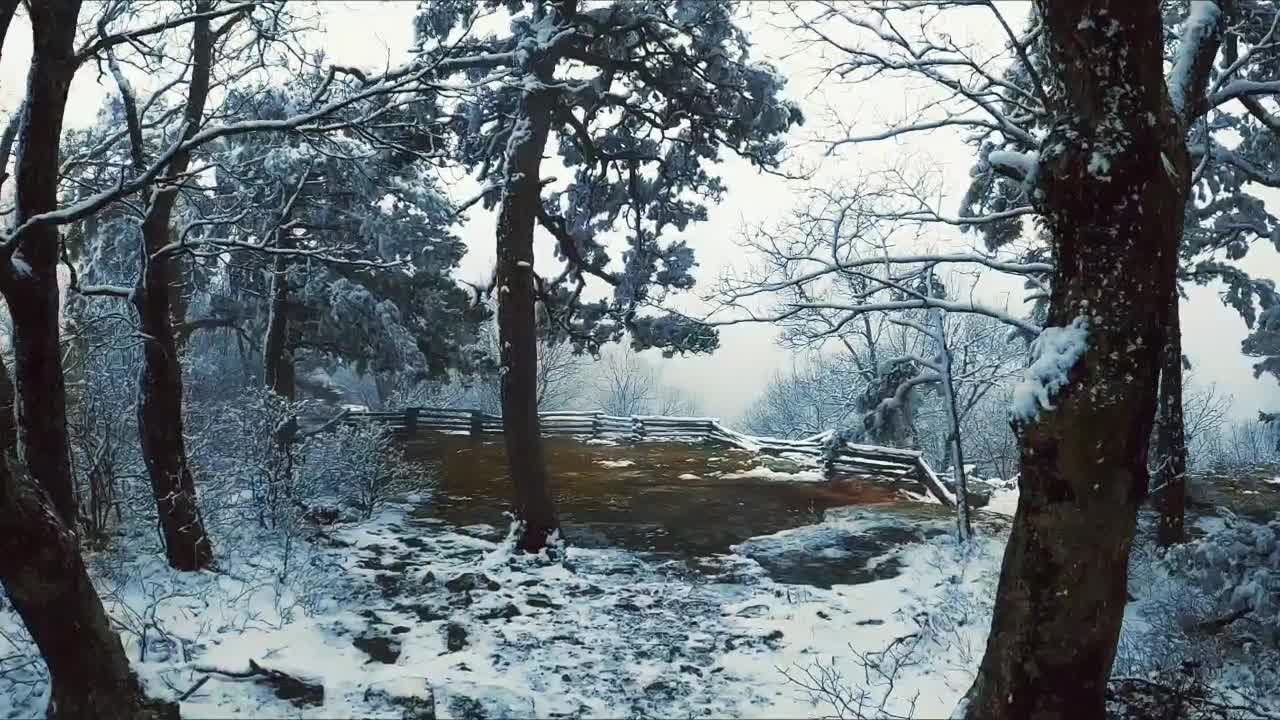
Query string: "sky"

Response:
xmin=2 ymin=1 xmax=1278 ymax=424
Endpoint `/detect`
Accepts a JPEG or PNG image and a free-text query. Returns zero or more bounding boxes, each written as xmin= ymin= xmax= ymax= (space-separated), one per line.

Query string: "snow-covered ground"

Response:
xmin=3 ymin=473 xmax=1277 ymax=719
xmin=0 ymin=495 xmax=1010 ymax=719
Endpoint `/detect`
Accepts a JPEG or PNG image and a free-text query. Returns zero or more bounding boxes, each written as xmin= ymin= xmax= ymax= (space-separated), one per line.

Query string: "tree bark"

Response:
xmin=495 ymin=59 xmax=560 ymax=553
xmin=1154 ymin=287 xmax=1187 ymax=546
xmin=962 ymin=2 xmax=1189 ymax=718
xmin=133 ymin=2 xmax=215 ymax=571
xmin=0 ymin=0 xmax=81 ymax=526
xmin=263 ymin=227 xmax=295 ymax=400
xmin=0 ymin=351 xmax=14 ymax=457
xmin=0 ymin=456 xmax=178 ymax=720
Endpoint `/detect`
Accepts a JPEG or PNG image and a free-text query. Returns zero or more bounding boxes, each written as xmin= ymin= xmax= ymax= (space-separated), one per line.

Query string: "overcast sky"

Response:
xmin=3 ymin=2 xmax=1277 ymax=424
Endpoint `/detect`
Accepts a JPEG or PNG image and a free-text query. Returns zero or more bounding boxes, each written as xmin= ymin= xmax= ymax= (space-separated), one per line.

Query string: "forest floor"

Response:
xmin=0 ymin=458 xmax=1277 ymax=719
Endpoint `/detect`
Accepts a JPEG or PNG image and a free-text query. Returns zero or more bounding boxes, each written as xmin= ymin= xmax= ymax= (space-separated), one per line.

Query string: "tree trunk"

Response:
xmin=263 ymin=228 xmax=295 ymax=400
xmin=962 ymin=2 xmax=1188 ymax=718
xmin=0 ymin=352 xmax=14 ymax=457
xmin=934 ymin=309 xmax=972 ymax=541
xmin=495 ymin=66 xmax=560 ymax=554
xmin=133 ymin=3 xmax=215 ymax=571
xmin=0 ymin=378 xmax=176 ymax=719
xmin=169 ymin=252 xmax=193 ymax=355
xmin=0 ymin=0 xmax=80 ymax=526
xmin=1154 ymin=288 xmax=1187 ymax=546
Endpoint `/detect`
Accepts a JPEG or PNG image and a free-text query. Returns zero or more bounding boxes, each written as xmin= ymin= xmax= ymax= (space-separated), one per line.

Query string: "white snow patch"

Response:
xmin=678 ymin=473 xmax=701 ymax=480
xmin=1011 ymin=316 xmax=1089 ymax=422
xmin=595 ymin=459 xmax=635 ymax=468
xmin=720 ymin=465 xmax=825 ymax=482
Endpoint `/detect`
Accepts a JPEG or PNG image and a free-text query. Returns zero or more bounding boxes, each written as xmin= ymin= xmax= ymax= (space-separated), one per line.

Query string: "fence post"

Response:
xmin=592 ymin=412 xmax=602 ymax=438
xmin=470 ymin=410 xmax=482 ymax=437
xmin=405 ymin=407 xmax=420 ymax=434
xmin=632 ymin=416 xmax=645 ymax=439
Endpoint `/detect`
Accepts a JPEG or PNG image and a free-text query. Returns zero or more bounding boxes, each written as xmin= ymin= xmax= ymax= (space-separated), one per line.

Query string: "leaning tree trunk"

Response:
xmin=132 ymin=4 xmax=215 ymax=571
xmin=495 ymin=80 xmax=560 ymax=554
xmin=0 ymin=448 xmax=177 ymax=720
xmin=1154 ymin=287 xmax=1187 ymax=546
xmin=961 ymin=2 xmax=1190 ymax=718
xmin=0 ymin=0 xmax=80 ymax=526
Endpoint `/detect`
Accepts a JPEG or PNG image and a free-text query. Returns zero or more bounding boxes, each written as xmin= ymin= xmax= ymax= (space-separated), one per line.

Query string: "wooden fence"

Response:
xmin=342 ymin=407 xmax=954 ymax=508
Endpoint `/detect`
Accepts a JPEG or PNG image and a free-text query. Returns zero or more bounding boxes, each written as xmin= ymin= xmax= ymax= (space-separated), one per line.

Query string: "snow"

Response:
xmin=987 ymin=149 xmax=1038 ymax=185
xmin=595 ymin=459 xmax=634 ymax=468
xmin=984 ymin=485 xmax=1020 ymax=517
xmin=1167 ymin=2 xmax=1223 ymax=116
xmin=0 ymin=495 xmax=1007 ymax=720
xmin=1011 ymin=316 xmax=1090 ymax=422
xmin=721 ymin=464 xmax=826 ymax=482
xmin=1087 ymin=150 xmax=1112 ymax=180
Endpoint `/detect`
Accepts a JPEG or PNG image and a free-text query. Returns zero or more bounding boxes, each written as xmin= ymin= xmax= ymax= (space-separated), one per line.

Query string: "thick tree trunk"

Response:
xmin=1154 ymin=288 xmax=1187 ymax=546
xmin=0 ymin=0 xmax=80 ymax=526
xmin=262 ymin=229 xmax=295 ymax=400
xmin=133 ymin=3 xmax=214 ymax=571
xmin=495 ymin=77 xmax=560 ymax=553
xmin=0 ymin=451 xmax=177 ymax=720
xmin=962 ymin=2 xmax=1189 ymax=718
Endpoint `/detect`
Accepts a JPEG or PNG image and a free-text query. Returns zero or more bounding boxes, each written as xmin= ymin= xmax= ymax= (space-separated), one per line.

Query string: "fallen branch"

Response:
xmin=196 ymin=659 xmax=324 ymax=707
xmin=1191 ymin=605 xmax=1252 ymax=635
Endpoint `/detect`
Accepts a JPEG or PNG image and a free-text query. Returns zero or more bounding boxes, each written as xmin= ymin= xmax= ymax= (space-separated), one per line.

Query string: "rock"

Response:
xmin=446 ymin=572 xmax=500 ymax=593
xmin=518 ymin=578 xmax=540 ymax=587
xmin=679 ymin=664 xmax=703 ymax=677
xmin=855 ymin=618 xmax=884 ymax=626
xmin=615 ymin=599 xmax=642 ymax=613
xmin=573 ymin=584 xmax=605 ymax=597
xmin=364 ymin=679 xmax=436 ymax=720
xmin=734 ymin=604 xmax=770 ymax=618
xmin=478 ymin=603 xmax=522 ymax=621
xmin=757 ymin=456 xmax=806 ymax=474
xmin=396 ymin=603 xmax=447 ymax=622
xmin=391 ymin=626 xmax=411 ymax=635
xmin=764 ymin=629 xmax=784 ymax=646
xmin=353 ymin=635 xmax=401 ymax=664
xmin=440 ymin=682 xmax=534 ymax=720
xmin=445 ymin=622 xmax=469 ymax=652
xmin=524 ymin=593 xmax=557 ymax=609
xmin=816 ymin=610 xmax=831 ymax=620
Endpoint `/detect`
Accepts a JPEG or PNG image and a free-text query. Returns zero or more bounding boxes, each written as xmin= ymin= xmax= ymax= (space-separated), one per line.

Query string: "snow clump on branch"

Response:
xmin=1010 ymin=316 xmax=1090 ymax=422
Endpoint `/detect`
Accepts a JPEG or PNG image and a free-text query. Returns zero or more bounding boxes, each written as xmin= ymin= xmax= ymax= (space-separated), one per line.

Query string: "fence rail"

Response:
xmin=342 ymin=407 xmax=954 ymax=508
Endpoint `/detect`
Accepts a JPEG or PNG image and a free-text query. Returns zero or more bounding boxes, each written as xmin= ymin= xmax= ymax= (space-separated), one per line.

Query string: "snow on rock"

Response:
xmin=595 ymin=459 xmax=635 ymax=468
xmin=1011 ymin=316 xmax=1090 ymax=422
xmin=720 ymin=464 xmax=825 ymax=482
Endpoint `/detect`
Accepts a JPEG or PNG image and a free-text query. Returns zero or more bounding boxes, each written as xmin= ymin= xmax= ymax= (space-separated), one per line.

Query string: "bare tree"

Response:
xmin=592 ymin=346 xmax=657 ymax=417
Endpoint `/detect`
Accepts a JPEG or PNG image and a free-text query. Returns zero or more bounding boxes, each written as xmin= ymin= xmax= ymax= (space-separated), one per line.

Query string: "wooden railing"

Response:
xmin=342 ymin=407 xmax=954 ymax=508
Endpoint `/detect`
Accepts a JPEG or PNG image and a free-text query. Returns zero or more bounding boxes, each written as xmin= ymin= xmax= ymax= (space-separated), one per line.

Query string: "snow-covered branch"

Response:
xmin=1168 ymin=1 xmax=1225 ymax=120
